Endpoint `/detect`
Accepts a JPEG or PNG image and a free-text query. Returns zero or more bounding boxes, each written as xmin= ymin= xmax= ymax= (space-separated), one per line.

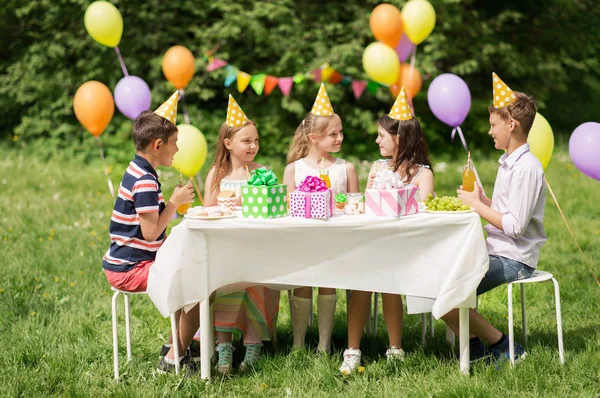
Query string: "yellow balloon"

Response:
xmin=402 ymin=0 xmax=436 ymax=45
xmin=172 ymin=124 xmax=208 ymax=177
xmin=528 ymin=113 xmax=554 ymax=169
xmin=84 ymin=1 xmax=123 ymax=47
xmin=362 ymin=42 xmax=400 ymax=85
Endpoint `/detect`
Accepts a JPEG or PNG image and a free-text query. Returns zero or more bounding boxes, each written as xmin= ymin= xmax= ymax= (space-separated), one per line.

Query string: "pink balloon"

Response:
xmin=394 ymin=34 xmax=414 ymax=63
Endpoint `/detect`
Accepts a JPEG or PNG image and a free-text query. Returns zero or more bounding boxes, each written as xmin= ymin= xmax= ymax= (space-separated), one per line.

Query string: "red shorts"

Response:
xmin=105 ymin=260 xmax=153 ymax=293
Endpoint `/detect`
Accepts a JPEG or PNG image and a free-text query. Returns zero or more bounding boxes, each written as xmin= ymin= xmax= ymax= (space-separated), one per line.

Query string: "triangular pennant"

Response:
xmin=207 ymin=58 xmax=228 ymax=72
xmin=250 ymin=73 xmax=266 ymax=95
xmin=226 ymin=95 xmax=250 ymax=127
xmin=341 ymin=76 xmax=353 ymax=86
xmin=321 ymin=66 xmax=335 ymax=82
xmin=388 ymin=87 xmax=413 ymax=121
xmin=492 ymin=72 xmax=517 ymax=108
xmin=264 ymin=76 xmax=278 ymax=96
xmin=154 ymin=91 xmax=179 ymax=125
xmin=224 ymin=65 xmax=237 ymax=87
xmin=367 ymin=80 xmax=379 ymax=95
xmin=293 ymin=73 xmax=306 ymax=84
xmin=277 ymin=77 xmax=293 ymax=96
xmin=310 ymin=83 xmax=334 ymax=116
xmin=237 ymin=71 xmax=251 ymax=93
xmin=329 ymin=71 xmax=343 ymax=84
xmin=313 ymin=68 xmax=322 ymax=83
xmin=351 ymin=80 xmax=367 ymax=99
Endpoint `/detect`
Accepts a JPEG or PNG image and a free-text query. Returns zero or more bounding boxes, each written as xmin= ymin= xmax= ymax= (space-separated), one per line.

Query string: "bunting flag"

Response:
xmin=207 ymin=57 xmax=228 ymax=72
xmin=352 ymin=80 xmax=367 ymax=100
xmin=205 ymin=54 xmax=389 ymax=99
xmin=237 ymin=71 xmax=251 ymax=93
xmin=277 ymin=77 xmax=293 ymax=96
xmin=264 ymin=76 xmax=278 ymax=96
xmin=250 ymin=73 xmax=266 ymax=95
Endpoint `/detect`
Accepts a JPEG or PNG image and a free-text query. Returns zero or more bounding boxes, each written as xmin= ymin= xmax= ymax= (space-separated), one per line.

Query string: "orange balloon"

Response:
xmin=162 ymin=45 xmax=195 ymax=89
xmin=390 ymin=64 xmax=422 ymax=98
xmin=369 ymin=4 xmax=404 ymax=47
xmin=73 ymin=81 xmax=114 ymax=137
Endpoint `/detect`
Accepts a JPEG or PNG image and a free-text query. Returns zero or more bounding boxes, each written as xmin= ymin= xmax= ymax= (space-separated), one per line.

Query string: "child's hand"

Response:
xmin=457 ymin=183 xmax=481 ymax=207
xmin=171 ymin=182 xmax=195 ymax=207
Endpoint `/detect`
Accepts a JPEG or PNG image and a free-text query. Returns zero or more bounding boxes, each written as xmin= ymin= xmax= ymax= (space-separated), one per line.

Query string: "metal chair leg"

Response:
xmin=111 ymin=291 xmax=120 ymax=382
xmin=552 ymin=278 xmax=565 ymax=365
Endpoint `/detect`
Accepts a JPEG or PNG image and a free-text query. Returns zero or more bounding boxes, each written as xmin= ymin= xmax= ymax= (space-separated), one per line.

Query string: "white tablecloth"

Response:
xmin=147 ymin=212 xmax=488 ymax=319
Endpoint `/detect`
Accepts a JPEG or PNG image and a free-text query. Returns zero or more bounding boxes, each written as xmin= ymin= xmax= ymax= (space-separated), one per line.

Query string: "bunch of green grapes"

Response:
xmin=424 ymin=194 xmax=470 ymax=211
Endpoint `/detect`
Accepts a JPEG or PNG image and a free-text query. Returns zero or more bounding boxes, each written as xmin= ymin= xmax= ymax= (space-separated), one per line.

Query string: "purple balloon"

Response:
xmin=427 ymin=74 xmax=471 ymax=127
xmin=569 ymin=122 xmax=600 ymax=181
xmin=114 ymin=76 xmax=152 ymax=120
xmin=395 ymin=33 xmax=414 ymax=63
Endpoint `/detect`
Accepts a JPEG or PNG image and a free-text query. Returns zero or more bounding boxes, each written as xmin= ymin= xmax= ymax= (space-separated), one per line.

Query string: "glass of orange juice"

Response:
xmin=462 ymin=164 xmax=476 ymax=192
xmin=177 ymin=201 xmax=192 ymax=215
xmin=319 ymin=170 xmax=331 ymax=189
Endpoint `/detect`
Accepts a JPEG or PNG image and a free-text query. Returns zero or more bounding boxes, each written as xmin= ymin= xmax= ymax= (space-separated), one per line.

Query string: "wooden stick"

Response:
xmin=190 ymin=176 xmax=204 ymax=206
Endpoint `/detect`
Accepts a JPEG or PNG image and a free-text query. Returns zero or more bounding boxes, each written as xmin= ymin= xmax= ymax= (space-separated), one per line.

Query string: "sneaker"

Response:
xmin=239 ymin=343 xmax=262 ymax=371
xmin=187 ymin=340 xmax=201 ymax=363
xmin=216 ymin=343 xmax=235 ymax=375
xmin=159 ymin=344 xmax=171 ymax=359
xmin=385 ymin=347 xmax=405 ymax=361
xmin=339 ymin=348 xmax=362 ymax=375
xmin=469 ymin=337 xmax=490 ymax=363
xmin=489 ymin=336 xmax=527 ymax=365
xmin=156 ymin=355 xmax=198 ymax=376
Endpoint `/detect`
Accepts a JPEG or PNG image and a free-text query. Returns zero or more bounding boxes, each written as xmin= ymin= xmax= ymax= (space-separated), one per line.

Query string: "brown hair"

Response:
xmin=286 ymin=112 xmax=342 ymax=164
xmin=208 ymin=120 xmax=256 ymax=194
xmin=378 ymin=115 xmax=433 ymax=182
xmin=488 ymin=91 xmax=537 ymax=137
xmin=132 ymin=111 xmax=178 ymax=151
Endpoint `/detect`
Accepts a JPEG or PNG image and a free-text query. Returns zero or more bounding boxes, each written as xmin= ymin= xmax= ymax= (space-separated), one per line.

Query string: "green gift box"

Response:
xmin=241 ymin=184 xmax=288 ymax=219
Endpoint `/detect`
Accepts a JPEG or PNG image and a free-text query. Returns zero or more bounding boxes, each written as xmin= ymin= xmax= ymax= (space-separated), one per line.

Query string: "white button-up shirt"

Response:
xmin=484 ymin=144 xmax=547 ymax=267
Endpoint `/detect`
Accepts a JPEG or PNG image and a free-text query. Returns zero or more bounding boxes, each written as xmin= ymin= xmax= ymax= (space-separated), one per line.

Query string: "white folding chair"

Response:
xmin=111 ymin=287 xmax=179 ymax=381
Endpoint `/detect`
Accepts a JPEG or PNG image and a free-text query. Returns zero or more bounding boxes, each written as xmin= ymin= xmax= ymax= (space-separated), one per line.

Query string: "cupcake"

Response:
xmin=217 ymin=190 xmax=237 ymax=211
xmin=335 ymin=193 xmax=347 ymax=211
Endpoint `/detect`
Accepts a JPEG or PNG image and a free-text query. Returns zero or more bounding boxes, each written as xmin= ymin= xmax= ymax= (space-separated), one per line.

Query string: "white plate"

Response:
xmin=423 ymin=208 xmax=474 ymax=214
xmin=186 ymin=214 xmax=236 ymax=220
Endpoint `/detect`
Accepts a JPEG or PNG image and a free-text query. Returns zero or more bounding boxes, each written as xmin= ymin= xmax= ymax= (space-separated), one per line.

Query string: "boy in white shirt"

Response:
xmin=443 ymin=73 xmax=546 ymax=364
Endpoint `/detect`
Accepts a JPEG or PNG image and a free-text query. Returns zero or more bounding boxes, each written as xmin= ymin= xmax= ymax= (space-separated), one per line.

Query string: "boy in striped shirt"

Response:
xmin=103 ymin=93 xmax=197 ymax=373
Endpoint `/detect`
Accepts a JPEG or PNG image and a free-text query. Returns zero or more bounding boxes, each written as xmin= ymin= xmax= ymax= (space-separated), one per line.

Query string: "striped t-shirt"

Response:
xmin=102 ymin=155 xmax=166 ymax=272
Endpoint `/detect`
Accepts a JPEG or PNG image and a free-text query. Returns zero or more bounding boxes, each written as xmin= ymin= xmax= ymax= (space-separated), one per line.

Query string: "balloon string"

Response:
xmin=178 ymin=89 xmax=191 ymax=124
xmin=190 ymin=176 xmax=204 ymax=206
xmin=545 ymin=176 xmax=600 ymax=287
xmin=114 ymin=46 xmax=129 ymax=77
xmin=96 ymin=137 xmax=115 ymax=198
xmin=407 ymin=45 xmax=418 ymax=116
xmin=452 ymin=126 xmax=486 ymax=196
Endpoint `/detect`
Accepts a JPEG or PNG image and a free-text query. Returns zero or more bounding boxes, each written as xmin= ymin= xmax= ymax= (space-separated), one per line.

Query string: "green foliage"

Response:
xmin=1 ymin=0 xmax=599 ymax=168
xmin=1 ymin=146 xmax=600 ymax=395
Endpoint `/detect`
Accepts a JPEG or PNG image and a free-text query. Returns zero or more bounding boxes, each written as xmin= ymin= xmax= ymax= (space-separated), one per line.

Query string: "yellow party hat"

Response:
xmin=310 ymin=83 xmax=334 ymax=116
xmin=492 ymin=72 xmax=517 ymax=108
xmin=388 ymin=87 xmax=413 ymax=121
xmin=154 ymin=91 xmax=179 ymax=124
xmin=226 ymin=94 xmax=250 ymax=127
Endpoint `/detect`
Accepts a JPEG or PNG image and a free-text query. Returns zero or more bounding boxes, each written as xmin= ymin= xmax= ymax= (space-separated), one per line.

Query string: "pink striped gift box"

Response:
xmin=365 ymin=185 xmax=419 ymax=217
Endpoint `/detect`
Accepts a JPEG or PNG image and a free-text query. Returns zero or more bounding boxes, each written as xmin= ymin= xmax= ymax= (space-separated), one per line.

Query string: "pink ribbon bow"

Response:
xmin=297 ymin=176 xmax=328 ymax=192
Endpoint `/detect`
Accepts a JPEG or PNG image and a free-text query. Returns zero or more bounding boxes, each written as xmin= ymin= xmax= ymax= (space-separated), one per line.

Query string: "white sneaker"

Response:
xmin=386 ymin=347 xmax=405 ymax=361
xmin=339 ymin=348 xmax=362 ymax=375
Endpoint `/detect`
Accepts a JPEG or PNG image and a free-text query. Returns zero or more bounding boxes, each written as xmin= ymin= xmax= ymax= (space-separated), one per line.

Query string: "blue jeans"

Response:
xmin=477 ymin=255 xmax=535 ymax=296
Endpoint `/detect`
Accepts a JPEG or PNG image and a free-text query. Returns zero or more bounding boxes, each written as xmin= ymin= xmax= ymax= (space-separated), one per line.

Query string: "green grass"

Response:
xmin=1 ymin=147 xmax=599 ymax=397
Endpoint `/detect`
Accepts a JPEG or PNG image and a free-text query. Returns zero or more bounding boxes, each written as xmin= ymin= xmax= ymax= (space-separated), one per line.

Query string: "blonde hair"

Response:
xmin=286 ymin=112 xmax=342 ymax=164
xmin=209 ymin=120 xmax=256 ymax=194
xmin=488 ymin=91 xmax=537 ymax=136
